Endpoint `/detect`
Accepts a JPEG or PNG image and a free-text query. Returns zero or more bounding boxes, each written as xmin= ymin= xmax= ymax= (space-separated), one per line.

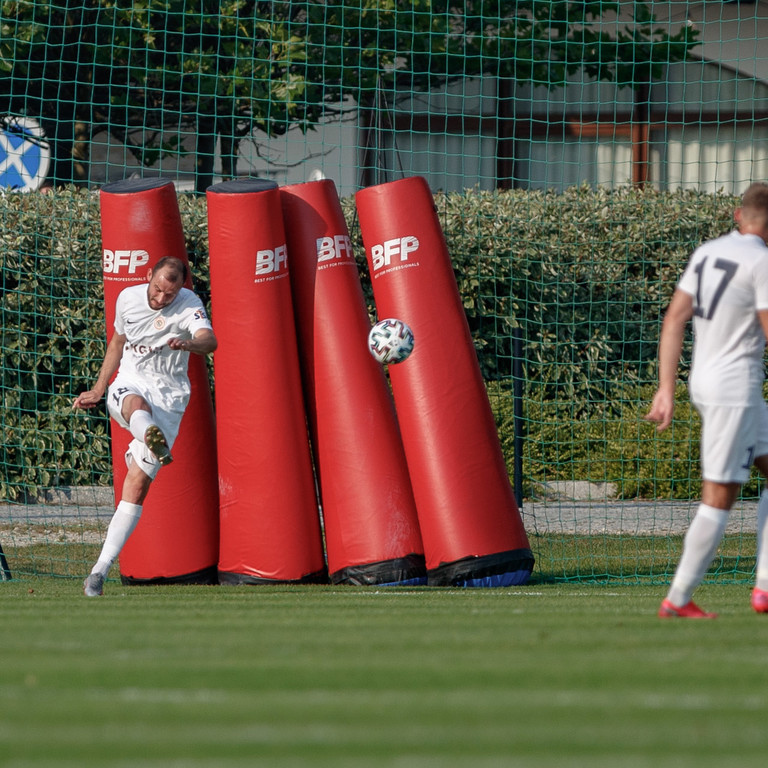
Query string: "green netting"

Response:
xmin=2 ymin=1 xmax=767 ymax=583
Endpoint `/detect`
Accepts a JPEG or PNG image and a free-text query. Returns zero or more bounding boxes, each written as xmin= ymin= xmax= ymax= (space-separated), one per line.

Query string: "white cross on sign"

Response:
xmin=0 ymin=117 xmax=51 ymax=192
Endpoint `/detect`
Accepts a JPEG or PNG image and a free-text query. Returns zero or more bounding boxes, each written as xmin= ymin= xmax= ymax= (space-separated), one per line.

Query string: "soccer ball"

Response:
xmin=367 ymin=318 xmax=415 ymax=364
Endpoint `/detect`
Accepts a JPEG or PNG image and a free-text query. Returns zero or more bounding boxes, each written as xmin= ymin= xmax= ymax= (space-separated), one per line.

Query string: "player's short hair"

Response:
xmin=153 ymin=256 xmax=188 ymax=284
xmin=740 ymin=182 xmax=768 ymax=216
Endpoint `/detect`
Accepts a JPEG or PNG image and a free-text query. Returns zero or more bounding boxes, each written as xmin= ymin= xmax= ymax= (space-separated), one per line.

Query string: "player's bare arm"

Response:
xmin=167 ymin=328 xmax=218 ymax=355
xmin=645 ymin=289 xmax=694 ymax=432
xmin=72 ymin=332 xmax=126 ymax=409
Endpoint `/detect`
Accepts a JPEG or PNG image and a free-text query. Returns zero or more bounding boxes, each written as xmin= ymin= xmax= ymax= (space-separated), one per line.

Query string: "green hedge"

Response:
xmin=0 ymin=186 xmax=741 ymax=501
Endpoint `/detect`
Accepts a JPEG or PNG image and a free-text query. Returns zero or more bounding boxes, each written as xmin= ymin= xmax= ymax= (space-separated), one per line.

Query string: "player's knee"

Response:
xmin=124 ymin=441 xmax=161 ymax=485
xmin=121 ymin=394 xmax=152 ymax=422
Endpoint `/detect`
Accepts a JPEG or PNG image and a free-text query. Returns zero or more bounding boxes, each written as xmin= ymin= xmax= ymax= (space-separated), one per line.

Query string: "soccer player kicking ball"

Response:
xmin=73 ymin=256 xmax=217 ymax=597
xmin=646 ymin=182 xmax=768 ymax=618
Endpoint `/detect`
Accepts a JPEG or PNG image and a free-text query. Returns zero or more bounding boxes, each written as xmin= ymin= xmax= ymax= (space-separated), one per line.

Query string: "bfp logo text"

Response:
xmin=103 ymin=250 xmax=150 ymax=274
xmin=370 ymin=236 xmax=420 ymax=272
xmin=317 ymin=235 xmax=353 ymax=263
xmin=256 ymin=244 xmax=288 ymax=275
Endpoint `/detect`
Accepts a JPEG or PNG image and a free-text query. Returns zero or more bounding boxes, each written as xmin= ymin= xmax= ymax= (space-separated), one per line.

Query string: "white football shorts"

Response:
xmin=107 ymin=374 xmax=184 ymax=479
xmin=695 ymin=400 xmax=768 ymax=484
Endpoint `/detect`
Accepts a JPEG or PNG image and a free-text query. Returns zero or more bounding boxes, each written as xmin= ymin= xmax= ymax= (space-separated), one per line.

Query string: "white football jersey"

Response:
xmin=678 ymin=231 xmax=768 ymax=406
xmin=113 ymin=283 xmax=213 ymax=412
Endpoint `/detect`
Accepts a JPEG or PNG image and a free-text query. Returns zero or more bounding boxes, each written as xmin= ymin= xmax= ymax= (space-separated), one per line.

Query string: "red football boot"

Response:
xmin=658 ymin=599 xmax=717 ymax=619
xmin=751 ymin=588 xmax=768 ymax=614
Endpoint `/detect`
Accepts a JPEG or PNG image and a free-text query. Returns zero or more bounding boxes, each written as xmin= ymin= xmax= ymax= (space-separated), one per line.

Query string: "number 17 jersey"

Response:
xmin=678 ymin=230 xmax=768 ymax=406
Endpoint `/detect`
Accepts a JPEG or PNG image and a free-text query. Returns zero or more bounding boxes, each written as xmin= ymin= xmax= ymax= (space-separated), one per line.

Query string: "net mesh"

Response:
xmin=2 ymin=1 xmax=767 ymax=583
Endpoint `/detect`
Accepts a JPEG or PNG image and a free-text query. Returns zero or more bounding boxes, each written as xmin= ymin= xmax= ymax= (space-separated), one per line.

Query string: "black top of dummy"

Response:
xmin=206 ymin=178 xmax=278 ymax=194
xmin=101 ymin=178 xmax=175 ymax=194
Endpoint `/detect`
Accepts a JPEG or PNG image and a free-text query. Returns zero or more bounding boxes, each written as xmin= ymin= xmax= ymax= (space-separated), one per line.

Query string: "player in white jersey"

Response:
xmin=646 ymin=182 xmax=768 ymax=618
xmin=73 ymin=256 xmax=217 ymax=596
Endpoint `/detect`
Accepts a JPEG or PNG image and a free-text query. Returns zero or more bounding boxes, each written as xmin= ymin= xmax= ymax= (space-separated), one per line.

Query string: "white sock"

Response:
xmin=666 ymin=504 xmax=729 ymax=607
xmin=91 ymin=500 xmax=143 ymax=577
xmin=128 ymin=410 xmax=155 ymax=443
xmin=755 ymin=490 xmax=768 ymax=591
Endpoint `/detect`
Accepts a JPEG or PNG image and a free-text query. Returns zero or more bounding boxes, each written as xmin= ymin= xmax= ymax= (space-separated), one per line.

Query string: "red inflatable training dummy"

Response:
xmin=281 ymin=180 xmax=425 ymax=585
xmin=355 ymin=176 xmax=534 ymax=586
xmin=207 ymin=179 xmax=326 ymax=584
xmin=99 ymin=178 xmax=219 ymax=584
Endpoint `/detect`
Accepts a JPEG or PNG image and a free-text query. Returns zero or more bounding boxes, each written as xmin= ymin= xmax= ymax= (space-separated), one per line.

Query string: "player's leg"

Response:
xmin=108 ymin=381 xmax=174 ymax=466
xmin=751 ymin=464 xmax=768 ymax=612
xmin=659 ymin=403 xmax=753 ymax=619
xmin=83 ymin=462 xmax=152 ymax=596
xmin=121 ymin=394 xmax=173 ymax=466
xmin=85 ymin=383 xmax=183 ymax=595
xmin=84 ymin=397 xmax=184 ymax=595
xmin=659 ymin=482 xmax=732 ymax=618
xmin=749 ymin=410 xmax=768 ymax=612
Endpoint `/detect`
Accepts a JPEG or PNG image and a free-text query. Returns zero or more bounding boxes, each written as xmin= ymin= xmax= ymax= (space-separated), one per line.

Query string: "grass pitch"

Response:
xmin=2 ymin=580 xmax=768 ymax=768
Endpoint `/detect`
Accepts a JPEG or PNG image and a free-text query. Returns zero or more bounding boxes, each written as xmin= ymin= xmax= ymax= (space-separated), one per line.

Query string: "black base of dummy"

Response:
xmin=330 ymin=553 xmax=427 ymax=586
xmin=428 ymin=548 xmax=534 ymax=587
xmin=120 ymin=564 xmax=219 ymax=586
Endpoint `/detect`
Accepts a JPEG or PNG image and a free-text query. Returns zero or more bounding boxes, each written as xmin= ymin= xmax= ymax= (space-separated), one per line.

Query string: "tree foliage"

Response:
xmin=0 ymin=1 xmax=697 ymax=191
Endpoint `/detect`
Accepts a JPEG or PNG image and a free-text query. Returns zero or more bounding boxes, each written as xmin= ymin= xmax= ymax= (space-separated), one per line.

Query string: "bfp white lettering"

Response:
xmin=255 ymin=244 xmax=288 ymax=275
xmin=102 ymin=249 xmax=150 ymax=274
xmin=316 ymin=235 xmax=352 ymax=263
xmin=370 ymin=236 xmax=420 ymax=271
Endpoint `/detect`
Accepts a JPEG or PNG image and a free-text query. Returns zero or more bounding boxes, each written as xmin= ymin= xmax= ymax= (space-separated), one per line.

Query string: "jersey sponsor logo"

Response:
xmin=193 ymin=308 xmax=208 ymax=321
xmin=103 ymin=249 xmax=150 ymax=275
xmin=128 ymin=342 xmax=162 ymax=356
xmin=255 ymin=244 xmax=288 ymax=277
xmin=371 ymin=236 xmax=420 ymax=272
xmin=316 ymin=235 xmax=353 ymax=263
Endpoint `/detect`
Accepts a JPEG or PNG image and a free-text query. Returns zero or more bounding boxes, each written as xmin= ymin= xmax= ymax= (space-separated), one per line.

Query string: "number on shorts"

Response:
xmin=693 ymin=257 xmax=738 ymax=320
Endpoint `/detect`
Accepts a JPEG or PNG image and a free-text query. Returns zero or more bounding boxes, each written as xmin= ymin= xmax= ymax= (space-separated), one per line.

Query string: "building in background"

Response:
xmin=362 ymin=1 xmax=768 ymax=195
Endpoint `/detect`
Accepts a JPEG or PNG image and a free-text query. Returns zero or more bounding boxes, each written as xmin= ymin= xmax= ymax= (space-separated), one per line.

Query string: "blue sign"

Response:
xmin=0 ymin=116 xmax=51 ymax=192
